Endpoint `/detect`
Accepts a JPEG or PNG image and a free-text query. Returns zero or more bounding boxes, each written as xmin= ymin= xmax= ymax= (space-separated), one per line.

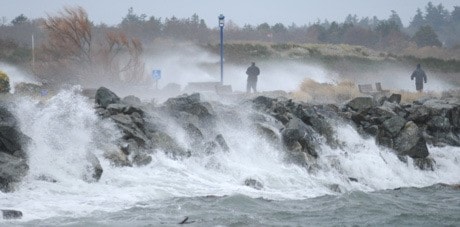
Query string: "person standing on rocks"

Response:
xmin=246 ymin=62 xmax=260 ymax=93
xmin=411 ymin=64 xmax=427 ymax=92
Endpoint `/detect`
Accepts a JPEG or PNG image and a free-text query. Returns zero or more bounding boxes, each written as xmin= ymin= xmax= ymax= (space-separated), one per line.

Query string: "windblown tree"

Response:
xmin=40 ymin=6 xmax=145 ymax=86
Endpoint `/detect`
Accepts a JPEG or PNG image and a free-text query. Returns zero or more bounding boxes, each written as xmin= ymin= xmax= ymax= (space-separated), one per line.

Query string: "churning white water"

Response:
xmin=0 ymin=87 xmax=459 ymax=221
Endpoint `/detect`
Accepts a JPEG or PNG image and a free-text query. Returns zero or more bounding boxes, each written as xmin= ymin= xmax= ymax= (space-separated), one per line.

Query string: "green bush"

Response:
xmin=0 ymin=70 xmax=11 ymax=93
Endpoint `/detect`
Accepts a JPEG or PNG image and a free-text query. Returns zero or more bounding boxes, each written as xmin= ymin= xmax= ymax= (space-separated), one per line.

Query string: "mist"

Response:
xmin=144 ymin=43 xmax=338 ymax=95
xmin=143 ymin=44 xmax=455 ymax=100
xmin=0 ymin=61 xmax=38 ymax=93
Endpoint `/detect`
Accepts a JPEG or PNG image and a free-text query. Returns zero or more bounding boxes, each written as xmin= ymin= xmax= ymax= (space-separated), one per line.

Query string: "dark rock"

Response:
xmin=0 ymin=126 xmax=24 ymax=156
xmin=348 ymin=177 xmax=358 ymax=182
xmin=215 ymin=134 xmax=230 ymax=152
xmin=165 ymin=93 xmax=215 ymax=127
xmin=407 ymin=105 xmax=431 ymax=123
xmin=394 ymin=121 xmax=429 ymax=158
xmin=103 ymin=149 xmax=132 ymax=167
xmin=36 ymin=174 xmax=58 ymax=183
xmin=0 ymin=106 xmax=29 ymax=192
xmin=107 ymin=103 xmax=128 ymax=115
xmin=346 ymin=97 xmax=374 ymax=111
xmin=413 ymin=157 xmax=435 ymax=170
xmin=84 ymin=152 xmax=103 ymax=182
xmin=150 ymin=131 xmax=188 ymax=158
xmin=110 ymin=114 xmax=149 ymax=146
xmin=328 ymin=184 xmax=342 ymax=193
xmin=450 ymin=106 xmax=460 ymax=128
xmin=388 ymin=94 xmax=402 ymax=104
xmin=254 ymin=122 xmax=279 ymax=143
xmin=363 ymin=125 xmax=379 ymax=136
xmin=184 ymin=123 xmax=204 ymax=144
xmin=381 ymin=116 xmax=406 ymax=136
xmin=282 ymin=118 xmax=319 ymax=158
xmin=427 ymin=116 xmax=451 ymax=132
xmin=132 ymin=152 xmax=152 ymax=166
xmin=2 ymin=209 xmax=22 ymax=219
xmin=252 ymin=96 xmax=276 ymax=110
xmin=95 ymin=87 xmax=120 ymax=108
xmin=244 ymin=178 xmax=263 ymax=190
xmin=0 ymin=152 xmax=28 ymax=192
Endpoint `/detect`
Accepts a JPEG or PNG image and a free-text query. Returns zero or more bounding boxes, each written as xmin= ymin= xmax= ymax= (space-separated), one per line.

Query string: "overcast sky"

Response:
xmin=1 ymin=0 xmax=458 ymax=27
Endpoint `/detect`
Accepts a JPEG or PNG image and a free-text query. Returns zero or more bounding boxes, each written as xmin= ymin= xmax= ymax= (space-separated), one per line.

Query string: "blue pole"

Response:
xmin=220 ymin=26 xmax=224 ymax=85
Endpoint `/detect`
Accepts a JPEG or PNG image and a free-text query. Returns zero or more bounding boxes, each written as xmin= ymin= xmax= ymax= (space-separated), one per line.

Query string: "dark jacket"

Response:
xmin=246 ymin=65 xmax=260 ymax=81
xmin=411 ymin=68 xmax=427 ymax=90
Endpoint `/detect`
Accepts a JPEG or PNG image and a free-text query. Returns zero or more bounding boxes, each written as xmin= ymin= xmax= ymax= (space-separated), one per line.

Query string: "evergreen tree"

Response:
xmin=388 ymin=10 xmax=403 ymax=29
xmin=451 ymin=6 xmax=460 ymax=23
xmin=412 ymin=25 xmax=442 ymax=47
xmin=409 ymin=8 xmax=425 ymax=30
xmin=11 ymin=14 xmax=28 ymax=25
xmin=425 ymin=2 xmax=449 ymax=30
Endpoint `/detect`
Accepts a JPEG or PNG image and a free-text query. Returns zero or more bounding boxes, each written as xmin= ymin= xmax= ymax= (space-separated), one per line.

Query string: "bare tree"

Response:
xmin=39 ymin=6 xmax=145 ymax=86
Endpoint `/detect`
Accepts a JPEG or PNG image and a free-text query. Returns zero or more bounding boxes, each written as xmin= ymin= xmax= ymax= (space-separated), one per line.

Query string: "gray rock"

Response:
xmin=394 ymin=122 xmax=429 ymax=159
xmin=407 ymin=105 xmax=431 ymax=123
xmin=150 ymin=131 xmax=188 ymax=158
xmin=122 ymin=95 xmax=142 ymax=106
xmin=427 ymin=116 xmax=451 ymax=132
xmin=282 ymin=117 xmax=319 ymax=158
xmin=346 ymin=97 xmax=374 ymax=111
xmin=244 ymin=178 xmax=263 ymax=190
xmin=450 ymin=106 xmax=460 ymax=128
xmin=2 ymin=209 xmax=22 ymax=219
xmin=103 ymin=149 xmax=132 ymax=167
xmin=84 ymin=152 xmax=103 ymax=182
xmin=95 ymin=87 xmax=120 ymax=108
xmin=413 ymin=157 xmax=435 ymax=170
xmin=0 ymin=106 xmax=29 ymax=192
xmin=388 ymin=94 xmax=402 ymax=104
xmin=381 ymin=115 xmax=407 ymax=136
xmin=132 ymin=152 xmax=152 ymax=166
xmin=0 ymin=152 xmax=28 ymax=192
xmin=215 ymin=134 xmax=230 ymax=152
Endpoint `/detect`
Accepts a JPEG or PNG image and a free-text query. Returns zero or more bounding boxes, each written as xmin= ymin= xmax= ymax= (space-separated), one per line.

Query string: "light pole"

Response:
xmin=218 ymin=14 xmax=225 ymax=85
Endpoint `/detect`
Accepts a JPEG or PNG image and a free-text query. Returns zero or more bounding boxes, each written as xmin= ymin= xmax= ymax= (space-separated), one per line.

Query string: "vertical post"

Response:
xmin=31 ymin=34 xmax=35 ymax=71
xmin=218 ymin=14 xmax=225 ymax=85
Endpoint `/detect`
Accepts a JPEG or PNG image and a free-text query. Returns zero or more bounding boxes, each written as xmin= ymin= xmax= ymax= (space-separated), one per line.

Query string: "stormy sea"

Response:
xmin=0 ymin=88 xmax=458 ymax=226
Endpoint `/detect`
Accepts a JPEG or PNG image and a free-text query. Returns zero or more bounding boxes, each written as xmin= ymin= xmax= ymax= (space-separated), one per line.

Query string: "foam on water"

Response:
xmin=0 ymin=87 xmax=459 ymax=222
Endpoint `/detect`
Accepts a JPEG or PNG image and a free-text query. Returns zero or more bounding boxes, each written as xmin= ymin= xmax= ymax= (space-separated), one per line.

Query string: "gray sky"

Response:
xmin=1 ymin=0 xmax=458 ymax=27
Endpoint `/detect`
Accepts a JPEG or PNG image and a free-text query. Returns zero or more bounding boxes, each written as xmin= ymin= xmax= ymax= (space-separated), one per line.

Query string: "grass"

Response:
xmin=290 ymin=79 xmax=456 ymax=105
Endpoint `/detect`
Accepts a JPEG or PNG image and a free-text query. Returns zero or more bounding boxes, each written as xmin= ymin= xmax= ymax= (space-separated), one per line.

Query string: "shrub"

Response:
xmin=0 ymin=70 xmax=11 ymax=93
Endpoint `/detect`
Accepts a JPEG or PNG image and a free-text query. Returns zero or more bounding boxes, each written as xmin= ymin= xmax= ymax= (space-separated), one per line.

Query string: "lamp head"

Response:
xmin=218 ymin=14 xmax=225 ymax=27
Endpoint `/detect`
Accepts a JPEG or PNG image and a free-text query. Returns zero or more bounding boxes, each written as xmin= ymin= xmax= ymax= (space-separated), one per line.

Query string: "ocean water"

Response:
xmin=1 ymin=88 xmax=459 ymax=226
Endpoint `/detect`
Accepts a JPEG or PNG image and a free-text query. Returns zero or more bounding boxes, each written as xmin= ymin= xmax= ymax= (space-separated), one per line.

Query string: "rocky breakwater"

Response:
xmin=95 ymin=87 xmax=230 ymax=168
xmin=344 ymin=94 xmax=460 ymax=170
xmin=95 ymin=86 xmax=459 ymax=177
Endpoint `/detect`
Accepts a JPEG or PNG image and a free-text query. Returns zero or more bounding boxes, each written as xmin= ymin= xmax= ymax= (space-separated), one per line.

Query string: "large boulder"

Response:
xmin=0 ymin=106 xmax=29 ymax=192
xmin=95 ymin=87 xmax=120 ymax=108
xmin=381 ymin=115 xmax=407 ymax=137
xmin=346 ymin=97 xmax=374 ymax=112
xmin=282 ymin=117 xmax=319 ymax=159
xmin=83 ymin=152 xmax=103 ymax=182
xmin=165 ymin=93 xmax=215 ymax=128
xmin=393 ymin=121 xmax=429 ymax=158
xmin=0 ymin=152 xmax=28 ymax=192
